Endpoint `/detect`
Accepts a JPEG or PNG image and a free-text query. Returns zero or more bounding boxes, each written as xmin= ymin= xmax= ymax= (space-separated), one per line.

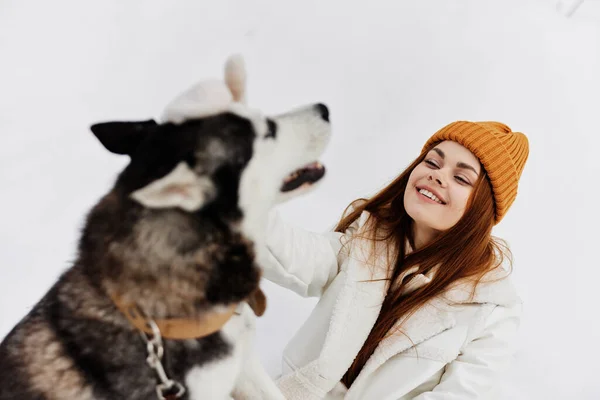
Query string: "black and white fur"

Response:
xmin=0 ymin=56 xmax=331 ymax=400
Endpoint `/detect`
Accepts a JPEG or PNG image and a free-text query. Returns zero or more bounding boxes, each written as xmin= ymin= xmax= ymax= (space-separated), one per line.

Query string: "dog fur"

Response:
xmin=0 ymin=57 xmax=331 ymax=400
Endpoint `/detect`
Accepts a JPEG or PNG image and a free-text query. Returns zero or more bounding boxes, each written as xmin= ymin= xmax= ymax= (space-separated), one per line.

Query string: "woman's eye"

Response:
xmin=455 ymin=176 xmax=470 ymax=185
xmin=425 ymin=160 xmax=438 ymax=168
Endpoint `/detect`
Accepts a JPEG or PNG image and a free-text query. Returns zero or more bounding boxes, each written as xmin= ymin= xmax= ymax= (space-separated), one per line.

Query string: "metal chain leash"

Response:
xmin=141 ymin=320 xmax=186 ymax=400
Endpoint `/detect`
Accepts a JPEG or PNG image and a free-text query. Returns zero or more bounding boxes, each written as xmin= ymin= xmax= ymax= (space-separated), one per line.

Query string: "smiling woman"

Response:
xmin=260 ymin=120 xmax=530 ymax=399
xmin=405 ymin=140 xmax=483 ymax=246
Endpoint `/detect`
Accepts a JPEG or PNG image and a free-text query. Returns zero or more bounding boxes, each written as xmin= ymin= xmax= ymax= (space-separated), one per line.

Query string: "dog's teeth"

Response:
xmin=285 ymin=170 xmax=302 ymax=184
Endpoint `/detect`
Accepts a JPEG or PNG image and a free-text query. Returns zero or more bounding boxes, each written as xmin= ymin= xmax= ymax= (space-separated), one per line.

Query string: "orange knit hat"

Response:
xmin=421 ymin=121 xmax=529 ymax=224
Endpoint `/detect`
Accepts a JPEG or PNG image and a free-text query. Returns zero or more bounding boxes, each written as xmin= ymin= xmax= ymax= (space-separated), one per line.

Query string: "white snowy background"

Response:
xmin=1 ymin=0 xmax=599 ymax=398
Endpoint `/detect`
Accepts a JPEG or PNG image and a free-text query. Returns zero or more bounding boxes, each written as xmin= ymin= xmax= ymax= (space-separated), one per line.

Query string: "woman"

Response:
xmin=261 ymin=120 xmax=529 ymax=399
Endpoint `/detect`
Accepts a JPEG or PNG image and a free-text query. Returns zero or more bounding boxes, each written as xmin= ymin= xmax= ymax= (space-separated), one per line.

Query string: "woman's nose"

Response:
xmin=428 ymin=172 xmax=445 ymax=187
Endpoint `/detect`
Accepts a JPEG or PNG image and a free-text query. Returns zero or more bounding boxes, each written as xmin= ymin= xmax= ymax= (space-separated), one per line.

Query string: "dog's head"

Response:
xmin=87 ymin=56 xmax=330 ymax=314
xmin=90 ymin=103 xmax=330 ymax=227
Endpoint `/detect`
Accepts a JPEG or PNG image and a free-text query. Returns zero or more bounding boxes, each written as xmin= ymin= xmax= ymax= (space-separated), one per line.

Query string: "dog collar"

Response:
xmin=110 ymin=288 xmax=267 ymax=340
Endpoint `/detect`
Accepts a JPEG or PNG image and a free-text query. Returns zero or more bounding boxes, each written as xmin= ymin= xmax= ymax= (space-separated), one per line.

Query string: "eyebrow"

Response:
xmin=431 ymin=148 xmax=479 ymax=176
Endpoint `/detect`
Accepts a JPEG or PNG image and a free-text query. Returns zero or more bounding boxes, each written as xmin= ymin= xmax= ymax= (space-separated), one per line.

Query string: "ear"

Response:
xmin=161 ymin=81 xmax=233 ymax=124
xmin=130 ymin=162 xmax=215 ymax=212
xmin=224 ymin=54 xmax=247 ymax=104
xmin=90 ymin=119 xmax=158 ymax=155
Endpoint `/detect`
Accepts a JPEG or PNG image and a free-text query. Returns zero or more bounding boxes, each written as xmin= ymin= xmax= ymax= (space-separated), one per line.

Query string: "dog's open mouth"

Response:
xmin=280 ymin=162 xmax=326 ymax=192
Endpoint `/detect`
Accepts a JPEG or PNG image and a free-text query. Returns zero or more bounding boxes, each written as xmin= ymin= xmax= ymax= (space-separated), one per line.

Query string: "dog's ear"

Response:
xmin=224 ymin=54 xmax=247 ymax=104
xmin=90 ymin=120 xmax=158 ymax=156
xmin=130 ymin=161 xmax=215 ymax=212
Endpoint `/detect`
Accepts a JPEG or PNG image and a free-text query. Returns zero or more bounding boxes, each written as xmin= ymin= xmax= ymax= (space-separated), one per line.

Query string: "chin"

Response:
xmin=405 ymin=207 xmax=445 ymax=233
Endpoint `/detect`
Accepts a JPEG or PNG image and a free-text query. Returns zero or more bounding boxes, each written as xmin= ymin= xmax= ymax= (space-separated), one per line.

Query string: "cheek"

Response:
xmin=449 ymin=188 xmax=472 ymax=218
xmin=406 ymin=166 xmax=425 ymax=188
xmin=404 ymin=170 xmax=422 ymax=206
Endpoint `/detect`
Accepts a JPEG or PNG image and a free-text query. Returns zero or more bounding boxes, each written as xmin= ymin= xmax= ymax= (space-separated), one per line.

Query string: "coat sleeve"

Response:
xmin=259 ymin=208 xmax=363 ymax=298
xmin=408 ymin=303 xmax=522 ymax=400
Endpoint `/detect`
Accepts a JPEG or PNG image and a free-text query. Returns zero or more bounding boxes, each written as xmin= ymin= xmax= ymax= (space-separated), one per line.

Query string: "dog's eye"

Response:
xmin=265 ymin=119 xmax=277 ymax=139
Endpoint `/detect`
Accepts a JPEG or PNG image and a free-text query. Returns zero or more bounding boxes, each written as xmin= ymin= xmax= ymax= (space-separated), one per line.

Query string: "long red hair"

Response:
xmin=339 ymin=142 xmax=512 ymax=388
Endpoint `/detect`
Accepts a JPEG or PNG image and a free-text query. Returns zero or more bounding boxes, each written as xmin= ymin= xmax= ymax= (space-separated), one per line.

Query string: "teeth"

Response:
xmin=284 ymin=162 xmax=324 ymax=184
xmin=418 ymin=188 xmax=443 ymax=204
xmin=285 ymin=171 xmax=300 ymax=183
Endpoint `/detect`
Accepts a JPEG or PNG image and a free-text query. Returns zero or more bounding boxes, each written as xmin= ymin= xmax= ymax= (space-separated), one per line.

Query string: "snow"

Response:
xmin=1 ymin=0 xmax=599 ymax=397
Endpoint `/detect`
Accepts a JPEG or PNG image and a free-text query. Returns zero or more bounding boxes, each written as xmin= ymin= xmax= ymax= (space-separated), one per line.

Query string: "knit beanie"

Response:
xmin=421 ymin=121 xmax=529 ymax=224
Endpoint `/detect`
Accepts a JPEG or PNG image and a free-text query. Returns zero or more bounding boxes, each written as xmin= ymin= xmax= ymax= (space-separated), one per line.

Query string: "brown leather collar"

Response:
xmin=110 ymin=288 xmax=267 ymax=340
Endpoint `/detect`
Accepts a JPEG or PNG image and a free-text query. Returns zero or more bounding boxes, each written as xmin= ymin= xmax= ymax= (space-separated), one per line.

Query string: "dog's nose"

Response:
xmin=315 ymin=103 xmax=329 ymax=122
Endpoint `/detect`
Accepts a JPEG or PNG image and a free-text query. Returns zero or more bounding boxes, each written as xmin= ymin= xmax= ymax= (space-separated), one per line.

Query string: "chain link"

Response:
xmin=141 ymin=321 xmax=186 ymax=400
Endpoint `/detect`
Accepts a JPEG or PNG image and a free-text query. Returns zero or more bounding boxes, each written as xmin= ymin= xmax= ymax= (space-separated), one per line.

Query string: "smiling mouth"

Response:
xmin=280 ymin=162 xmax=326 ymax=192
xmin=416 ymin=187 xmax=446 ymax=205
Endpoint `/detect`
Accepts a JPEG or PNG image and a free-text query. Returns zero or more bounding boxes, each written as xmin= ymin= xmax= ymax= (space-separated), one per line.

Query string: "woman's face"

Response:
xmin=404 ymin=140 xmax=481 ymax=244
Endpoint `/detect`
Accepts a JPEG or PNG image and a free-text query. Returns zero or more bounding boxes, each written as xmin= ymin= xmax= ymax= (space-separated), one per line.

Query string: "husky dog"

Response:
xmin=0 ymin=55 xmax=331 ymax=400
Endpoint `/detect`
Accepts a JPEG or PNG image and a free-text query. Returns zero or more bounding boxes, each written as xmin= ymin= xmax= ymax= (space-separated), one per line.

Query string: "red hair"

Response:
xmin=339 ymin=143 xmax=512 ymax=388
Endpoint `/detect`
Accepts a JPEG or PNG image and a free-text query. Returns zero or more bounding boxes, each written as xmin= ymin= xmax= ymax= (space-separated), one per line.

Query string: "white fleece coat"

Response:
xmin=261 ymin=209 xmax=522 ymax=400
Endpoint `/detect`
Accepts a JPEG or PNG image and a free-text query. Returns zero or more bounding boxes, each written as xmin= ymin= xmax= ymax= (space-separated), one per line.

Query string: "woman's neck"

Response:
xmin=411 ymin=221 xmax=439 ymax=250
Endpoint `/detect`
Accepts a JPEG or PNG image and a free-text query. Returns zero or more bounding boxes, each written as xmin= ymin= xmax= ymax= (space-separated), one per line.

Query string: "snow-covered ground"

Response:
xmin=1 ymin=0 xmax=598 ymax=397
